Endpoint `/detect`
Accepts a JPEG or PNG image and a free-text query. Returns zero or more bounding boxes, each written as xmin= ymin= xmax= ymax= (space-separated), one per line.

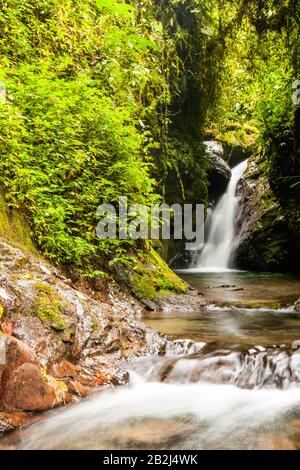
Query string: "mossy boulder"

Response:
xmin=216 ymin=122 xmax=258 ymax=167
xmin=131 ymin=249 xmax=188 ymax=301
xmin=114 ymin=248 xmax=187 ymax=303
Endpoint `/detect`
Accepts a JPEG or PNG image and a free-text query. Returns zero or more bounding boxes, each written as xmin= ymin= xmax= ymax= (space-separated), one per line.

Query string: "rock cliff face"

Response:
xmin=0 ymin=237 xmax=168 ymax=429
xmin=233 ymin=156 xmax=299 ymax=273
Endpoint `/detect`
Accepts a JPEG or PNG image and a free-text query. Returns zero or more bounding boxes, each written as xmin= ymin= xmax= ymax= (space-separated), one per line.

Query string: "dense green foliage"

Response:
xmin=214 ymin=0 xmax=300 ymax=251
xmin=0 ymin=0 xmax=299 ymax=276
xmin=0 ymin=0 xmax=221 ymax=273
xmin=0 ymin=0 xmax=162 ymax=271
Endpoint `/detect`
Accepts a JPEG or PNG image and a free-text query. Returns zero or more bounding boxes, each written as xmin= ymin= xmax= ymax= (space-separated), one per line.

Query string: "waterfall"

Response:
xmin=197 ymin=159 xmax=248 ymax=271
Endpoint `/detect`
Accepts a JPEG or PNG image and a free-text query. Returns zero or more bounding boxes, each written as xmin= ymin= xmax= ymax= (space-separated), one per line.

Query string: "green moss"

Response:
xmin=12 ymin=272 xmax=39 ymax=282
xmin=216 ymin=122 xmax=258 ymax=151
xmin=0 ymin=193 xmax=35 ymax=253
xmin=131 ymin=248 xmax=187 ymax=301
xmin=32 ymin=282 xmax=68 ymax=331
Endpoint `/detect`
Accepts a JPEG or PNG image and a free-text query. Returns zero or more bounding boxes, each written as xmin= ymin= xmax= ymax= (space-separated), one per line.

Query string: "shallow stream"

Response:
xmin=2 ymin=271 xmax=300 ymax=450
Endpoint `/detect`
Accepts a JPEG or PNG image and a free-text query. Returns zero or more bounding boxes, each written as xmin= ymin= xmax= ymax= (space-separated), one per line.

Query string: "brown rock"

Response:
xmin=0 ymin=319 xmax=14 ymax=336
xmin=0 ymin=411 xmax=29 ymax=433
xmin=12 ymin=315 xmax=68 ymax=366
xmin=50 ymin=360 xmax=79 ymax=379
xmin=257 ymin=434 xmax=296 ymax=450
xmin=67 ymin=380 xmax=89 ymax=397
xmin=63 ymin=392 xmax=75 ymax=404
xmin=112 ymin=419 xmax=194 ymax=447
xmin=4 ymin=335 xmax=38 ymax=369
xmin=2 ymin=363 xmax=56 ymax=411
xmin=288 ymin=420 xmax=300 ymax=449
xmin=289 ymin=419 xmax=300 ymax=433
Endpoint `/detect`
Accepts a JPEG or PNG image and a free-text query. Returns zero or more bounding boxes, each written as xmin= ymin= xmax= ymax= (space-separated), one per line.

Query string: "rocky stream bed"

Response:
xmin=0 ymin=236 xmax=208 ymax=440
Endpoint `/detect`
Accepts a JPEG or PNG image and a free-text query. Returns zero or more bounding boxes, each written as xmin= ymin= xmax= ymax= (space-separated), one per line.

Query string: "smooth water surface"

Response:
xmin=178 ymin=271 xmax=300 ymax=307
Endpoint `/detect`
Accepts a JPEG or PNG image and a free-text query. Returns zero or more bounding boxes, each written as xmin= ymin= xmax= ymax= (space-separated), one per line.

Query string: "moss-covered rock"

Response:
xmin=114 ymin=248 xmax=187 ymax=302
xmin=0 ymin=194 xmax=35 ymax=254
xmin=234 ymin=156 xmax=299 ymax=273
xmin=216 ymin=122 xmax=258 ymax=167
xmin=131 ymin=249 xmax=188 ymax=301
xmin=30 ymin=282 xmax=69 ymax=331
xmin=0 ymin=236 xmax=172 ymax=372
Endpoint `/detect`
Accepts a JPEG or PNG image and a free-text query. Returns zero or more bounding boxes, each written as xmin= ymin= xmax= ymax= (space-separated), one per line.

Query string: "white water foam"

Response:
xmin=19 ymin=378 xmax=300 ymax=450
xmin=196 ymin=160 xmax=248 ymax=271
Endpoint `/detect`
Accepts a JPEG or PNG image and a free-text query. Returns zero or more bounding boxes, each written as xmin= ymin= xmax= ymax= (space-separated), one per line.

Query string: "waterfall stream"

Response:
xmin=8 ymin=344 xmax=300 ymax=450
xmin=197 ymin=160 xmax=248 ymax=271
xmin=1 ymin=157 xmax=299 ymax=451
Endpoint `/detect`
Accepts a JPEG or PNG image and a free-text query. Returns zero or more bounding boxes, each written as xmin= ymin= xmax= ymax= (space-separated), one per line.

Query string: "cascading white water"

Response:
xmin=197 ymin=159 xmax=248 ymax=271
xmin=15 ymin=374 xmax=300 ymax=450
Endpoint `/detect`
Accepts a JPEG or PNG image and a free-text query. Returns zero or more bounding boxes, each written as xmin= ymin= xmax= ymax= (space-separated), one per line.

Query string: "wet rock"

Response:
xmin=294 ymin=299 xmax=300 ymax=313
xmin=154 ymin=292 xmax=208 ymax=312
xmin=78 ymin=360 xmax=129 ymax=387
xmin=165 ymin=339 xmax=206 ymax=356
xmin=1 ymin=363 xmax=57 ymax=411
xmin=233 ymin=156 xmax=298 ymax=272
xmin=12 ymin=315 xmax=67 ymax=367
xmin=0 ymin=334 xmax=66 ymax=412
xmin=0 ymin=318 xmax=13 ymax=336
xmin=112 ymin=419 xmax=194 ymax=447
xmin=205 ymin=141 xmax=231 ymax=201
xmin=3 ymin=335 xmax=38 ymax=369
xmin=292 ymin=340 xmax=300 ymax=350
xmin=0 ymin=412 xmax=30 ymax=433
xmin=50 ymin=360 xmax=79 ymax=379
xmin=0 ymin=239 xmax=167 ymax=372
xmin=169 ymin=248 xmax=201 ymax=270
xmin=257 ymin=434 xmax=296 ymax=450
xmin=67 ymin=380 xmax=89 ymax=397
xmin=0 ymin=228 xmax=183 ymax=432
xmin=288 ymin=420 xmax=300 ymax=449
xmin=0 ymin=333 xmax=39 ymax=370
xmin=146 ymin=345 xmax=300 ymax=389
xmin=141 ymin=299 xmax=157 ymax=311
xmin=213 ymin=284 xmax=236 ymax=289
xmin=223 ymin=142 xmax=253 ymax=167
xmin=50 ymin=361 xmax=90 ymax=397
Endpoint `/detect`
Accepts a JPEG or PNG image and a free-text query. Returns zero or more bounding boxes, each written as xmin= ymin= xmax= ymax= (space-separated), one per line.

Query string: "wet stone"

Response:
xmin=0 ymin=411 xmax=30 ymax=433
xmin=257 ymin=434 xmax=297 ymax=450
xmin=111 ymin=419 xmax=195 ymax=447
